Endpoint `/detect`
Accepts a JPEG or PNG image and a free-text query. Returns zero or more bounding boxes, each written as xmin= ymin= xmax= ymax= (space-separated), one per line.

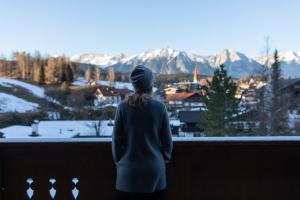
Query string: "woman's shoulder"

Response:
xmin=148 ymin=99 xmax=167 ymax=109
xmin=117 ymin=98 xmax=166 ymax=110
xmin=117 ymin=100 xmax=128 ymax=109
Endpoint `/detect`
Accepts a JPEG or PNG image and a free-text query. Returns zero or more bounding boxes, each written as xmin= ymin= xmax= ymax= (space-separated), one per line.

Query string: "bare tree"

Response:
xmin=95 ymin=67 xmax=101 ymax=81
xmin=121 ymin=74 xmax=127 ymax=82
xmin=46 ymin=57 xmax=60 ymax=84
xmin=86 ymin=120 xmax=101 ymax=137
xmin=85 ymin=67 xmax=93 ymax=82
xmin=107 ymin=67 xmax=115 ymax=87
xmin=16 ymin=52 xmax=29 ymax=79
xmin=256 ymin=36 xmax=272 ymax=134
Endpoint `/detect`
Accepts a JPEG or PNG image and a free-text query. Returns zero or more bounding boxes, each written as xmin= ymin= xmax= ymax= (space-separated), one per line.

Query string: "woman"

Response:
xmin=112 ymin=65 xmax=173 ymax=200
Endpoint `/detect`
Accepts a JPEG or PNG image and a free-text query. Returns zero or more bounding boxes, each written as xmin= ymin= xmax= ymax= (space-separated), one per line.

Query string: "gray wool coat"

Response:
xmin=112 ymin=98 xmax=173 ymax=193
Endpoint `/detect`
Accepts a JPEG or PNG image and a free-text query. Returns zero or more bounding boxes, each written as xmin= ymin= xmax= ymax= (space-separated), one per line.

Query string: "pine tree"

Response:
xmin=60 ymin=64 xmax=67 ymax=83
xmin=65 ymin=64 xmax=74 ymax=83
xmin=38 ymin=62 xmax=45 ymax=85
xmin=269 ymin=49 xmax=288 ymax=134
xmin=199 ymin=65 xmax=240 ymax=136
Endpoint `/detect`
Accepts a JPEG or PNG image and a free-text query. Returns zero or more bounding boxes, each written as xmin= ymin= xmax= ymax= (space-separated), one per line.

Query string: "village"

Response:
xmin=2 ymin=62 xmax=300 ymax=139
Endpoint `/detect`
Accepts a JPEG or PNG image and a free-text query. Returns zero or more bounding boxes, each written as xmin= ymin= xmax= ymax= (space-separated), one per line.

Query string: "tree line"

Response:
xmin=0 ymin=51 xmax=79 ymax=85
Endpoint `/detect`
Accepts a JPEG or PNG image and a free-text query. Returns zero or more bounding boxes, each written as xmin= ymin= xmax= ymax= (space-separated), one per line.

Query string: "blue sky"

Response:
xmin=0 ymin=0 xmax=299 ymax=58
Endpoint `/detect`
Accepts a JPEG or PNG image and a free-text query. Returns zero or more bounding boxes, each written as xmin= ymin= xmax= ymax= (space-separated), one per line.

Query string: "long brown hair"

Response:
xmin=127 ymin=87 xmax=153 ymax=107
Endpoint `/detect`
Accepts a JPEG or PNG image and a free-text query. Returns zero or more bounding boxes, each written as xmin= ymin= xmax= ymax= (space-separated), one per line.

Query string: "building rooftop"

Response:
xmin=165 ymin=92 xmax=201 ymax=101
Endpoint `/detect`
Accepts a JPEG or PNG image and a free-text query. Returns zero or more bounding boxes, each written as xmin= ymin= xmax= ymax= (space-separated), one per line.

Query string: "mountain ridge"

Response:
xmin=71 ymin=48 xmax=300 ymax=78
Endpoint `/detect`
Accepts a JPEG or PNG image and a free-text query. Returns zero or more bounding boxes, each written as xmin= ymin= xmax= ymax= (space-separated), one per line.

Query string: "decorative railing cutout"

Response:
xmin=49 ymin=178 xmax=56 ymax=199
xmin=72 ymin=177 xmax=79 ymax=199
xmin=26 ymin=178 xmax=34 ymax=199
xmin=25 ymin=177 xmax=80 ymax=199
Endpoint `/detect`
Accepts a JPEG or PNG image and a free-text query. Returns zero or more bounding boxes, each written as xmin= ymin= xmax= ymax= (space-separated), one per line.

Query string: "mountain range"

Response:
xmin=71 ymin=48 xmax=300 ymax=78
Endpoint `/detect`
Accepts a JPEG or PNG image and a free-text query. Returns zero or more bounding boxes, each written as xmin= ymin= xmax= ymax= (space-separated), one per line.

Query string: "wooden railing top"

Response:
xmin=2 ymin=136 xmax=300 ymax=144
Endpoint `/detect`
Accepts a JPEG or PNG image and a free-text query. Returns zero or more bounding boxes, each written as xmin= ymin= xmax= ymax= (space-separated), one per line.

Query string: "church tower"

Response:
xmin=193 ymin=64 xmax=198 ymax=83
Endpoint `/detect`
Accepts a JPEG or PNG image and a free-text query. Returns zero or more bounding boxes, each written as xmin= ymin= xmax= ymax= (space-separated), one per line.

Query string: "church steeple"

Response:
xmin=193 ymin=64 xmax=198 ymax=83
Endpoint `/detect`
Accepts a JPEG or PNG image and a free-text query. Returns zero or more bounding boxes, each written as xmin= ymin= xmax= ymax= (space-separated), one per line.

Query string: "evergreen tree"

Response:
xmin=38 ymin=62 xmax=45 ymax=85
xmin=269 ymin=49 xmax=289 ymax=134
xmin=65 ymin=64 xmax=74 ymax=83
xmin=60 ymin=64 xmax=67 ymax=83
xmin=198 ymin=65 xmax=240 ymax=136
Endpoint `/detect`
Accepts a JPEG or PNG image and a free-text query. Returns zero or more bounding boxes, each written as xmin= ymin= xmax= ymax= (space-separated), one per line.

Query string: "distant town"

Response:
xmin=0 ymin=49 xmax=300 ymax=138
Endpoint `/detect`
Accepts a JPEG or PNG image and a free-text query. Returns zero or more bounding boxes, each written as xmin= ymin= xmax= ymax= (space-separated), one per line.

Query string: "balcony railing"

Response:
xmin=1 ymin=137 xmax=300 ymax=200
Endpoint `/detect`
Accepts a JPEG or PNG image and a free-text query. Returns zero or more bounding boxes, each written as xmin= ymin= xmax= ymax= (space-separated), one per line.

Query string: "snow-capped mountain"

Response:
xmin=71 ymin=53 xmax=126 ymax=68
xmin=71 ymin=48 xmax=300 ymax=78
xmin=110 ymin=48 xmax=214 ymax=75
xmin=207 ymin=49 xmax=264 ymax=77
xmin=257 ymin=51 xmax=300 ymax=78
xmin=72 ymin=48 xmax=215 ymax=75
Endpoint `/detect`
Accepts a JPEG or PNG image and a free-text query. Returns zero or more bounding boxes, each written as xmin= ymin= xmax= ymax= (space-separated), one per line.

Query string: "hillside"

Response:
xmin=0 ymin=78 xmax=59 ymax=113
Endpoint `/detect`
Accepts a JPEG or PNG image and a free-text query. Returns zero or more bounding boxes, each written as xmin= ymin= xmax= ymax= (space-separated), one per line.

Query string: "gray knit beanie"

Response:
xmin=130 ymin=65 xmax=154 ymax=93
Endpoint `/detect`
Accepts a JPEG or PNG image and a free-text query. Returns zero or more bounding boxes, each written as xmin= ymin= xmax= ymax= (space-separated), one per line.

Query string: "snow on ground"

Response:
xmin=99 ymin=103 xmax=118 ymax=108
xmin=3 ymin=135 xmax=300 ymax=143
xmin=37 ymin=120 xmax=113 ymax=137
xmin=170 ymin=119 xmax=181 ymax=126
xmin=0 ymin=78 xmax=45 ymax=98
xmin=288 ymin=111 xmax=300 ymax=128
xmin=0 ymin=125 xmax=76 ymax=138
xmin=0 ymin=93 xmax=39 ymax=112
xmin=0 ymin=82 xmax=13 ymax=88
xmin=0 ymin=120 xmax=114 ymax=138
xmin=172 ymin=136 xmax=300 ymax=142
xmin=73 ymin=77 xmax=157 ymax=92
xmin=0 ymin=77 xmax=60 ymax=104
xmin=98 ymin=80 xmax=134 ymax=90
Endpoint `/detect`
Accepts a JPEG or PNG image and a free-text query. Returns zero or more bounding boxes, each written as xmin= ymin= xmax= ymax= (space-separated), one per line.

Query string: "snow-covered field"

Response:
xmin=0 ymin=77 xmax=59 ymax=106
xmin=0 ymin=77 xmax=46 ymax=98
xmin=0 ymin=125 xmax=76 ymax=138
xmin=0 ymin=120 xmax=114 ymax=138
xmin=0 ymin=93 xmax=39 ymax=112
